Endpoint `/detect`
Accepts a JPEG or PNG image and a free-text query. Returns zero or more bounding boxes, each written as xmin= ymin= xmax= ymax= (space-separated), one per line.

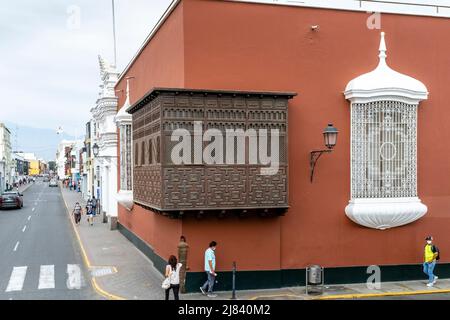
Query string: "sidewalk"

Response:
xmin=18 ymin=183 xmax=32 ymax=193
xmin=61 ymin=185 xmax=166 ymax=300
xmin=60 ymin=185 xmax=450 ymax=300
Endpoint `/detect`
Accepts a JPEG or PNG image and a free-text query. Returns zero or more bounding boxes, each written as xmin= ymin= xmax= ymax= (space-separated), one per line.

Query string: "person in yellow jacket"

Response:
xmin=423 ymin=236 xmax=439 ymax=287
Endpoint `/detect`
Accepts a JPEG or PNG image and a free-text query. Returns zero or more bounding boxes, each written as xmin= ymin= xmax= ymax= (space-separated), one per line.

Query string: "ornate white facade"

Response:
xmin=91 ymin=56 xmax=119 ymax=229
xmin=344 ymin=32 xmax=428 ymax=230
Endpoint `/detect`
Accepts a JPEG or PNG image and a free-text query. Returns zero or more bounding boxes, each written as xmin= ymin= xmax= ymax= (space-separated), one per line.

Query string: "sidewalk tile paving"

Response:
xmin=60 ymin=185 xmax=450 ymax=300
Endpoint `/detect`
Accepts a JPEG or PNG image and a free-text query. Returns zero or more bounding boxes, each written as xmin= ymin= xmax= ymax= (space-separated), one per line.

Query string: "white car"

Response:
xmin=49 ymin=179 xmax=58 ymax=187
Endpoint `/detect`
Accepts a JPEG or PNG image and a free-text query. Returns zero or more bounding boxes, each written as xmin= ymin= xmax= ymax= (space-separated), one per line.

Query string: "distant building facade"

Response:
xmin=1 ymin=123 xmax=13 ymax=191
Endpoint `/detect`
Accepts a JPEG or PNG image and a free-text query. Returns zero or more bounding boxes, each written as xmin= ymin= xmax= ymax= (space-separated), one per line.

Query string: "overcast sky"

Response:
xmin=0 ymin=0 xmax=173 ymax=137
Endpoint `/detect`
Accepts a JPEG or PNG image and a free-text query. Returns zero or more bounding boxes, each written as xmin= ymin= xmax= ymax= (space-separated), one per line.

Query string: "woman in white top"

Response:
xmin=165 ymin=255 xmax=182 ymax=300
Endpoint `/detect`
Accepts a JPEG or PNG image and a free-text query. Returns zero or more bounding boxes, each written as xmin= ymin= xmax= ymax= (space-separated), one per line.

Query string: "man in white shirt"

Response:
xmin=200 ymin=241 xmax=217 ymax=298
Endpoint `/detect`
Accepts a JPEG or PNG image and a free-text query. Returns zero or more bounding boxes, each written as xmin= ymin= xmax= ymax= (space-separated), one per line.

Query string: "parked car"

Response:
xmin=0 ymin=191 xmax=24 ymax=209
xmin=49 ymin=179 xmax=58 ymax=187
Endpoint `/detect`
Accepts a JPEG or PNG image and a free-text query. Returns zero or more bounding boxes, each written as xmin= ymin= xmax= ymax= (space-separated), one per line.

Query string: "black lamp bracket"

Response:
xmin=310 ymin=149 xmax=333 ymax=183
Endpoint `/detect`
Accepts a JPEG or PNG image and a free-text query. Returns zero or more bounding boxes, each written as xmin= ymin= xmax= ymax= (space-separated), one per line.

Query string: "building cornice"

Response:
xmin=228 ymin=0 xmax=450 ymax=19
xmin=127 ymin=87 xmax=297 ymax=114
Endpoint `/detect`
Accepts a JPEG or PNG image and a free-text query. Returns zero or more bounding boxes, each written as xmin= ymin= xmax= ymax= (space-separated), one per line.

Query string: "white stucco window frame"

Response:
xmin=115 ymin=78 xmax=134 ymax=212
xmin=343 ymin=32 xmax=429 ymax=230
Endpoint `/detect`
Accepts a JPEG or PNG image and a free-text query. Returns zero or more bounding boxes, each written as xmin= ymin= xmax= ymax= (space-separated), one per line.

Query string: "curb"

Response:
xmin=316 ymin=288 xmax=450 ymax=300
xmin=249 ymin=294 xmax=308 ymax=300
xmin=249 ymin=287 xmax=450 ymax=300
xmin=20 ymin=184 xmax=33 ymax=193
xmin=60 ymin=186 xmax=126 ymax=300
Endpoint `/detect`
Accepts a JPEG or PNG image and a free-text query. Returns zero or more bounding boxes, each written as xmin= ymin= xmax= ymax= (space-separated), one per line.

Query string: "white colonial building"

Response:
xmin=56 ymin=140 xmax=77 ymax=179
xmin=91 ymin=56 xmax=119 ymax=230
xmin=0 ymin=123 xmax=13 ymax=192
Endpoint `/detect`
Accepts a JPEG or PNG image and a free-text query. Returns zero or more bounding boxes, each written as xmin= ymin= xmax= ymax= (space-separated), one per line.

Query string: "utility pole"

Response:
xmin=112 ymin=0 xmax=117 ymax=67
xmin=15 ymin=123 xmax=19 ymax=152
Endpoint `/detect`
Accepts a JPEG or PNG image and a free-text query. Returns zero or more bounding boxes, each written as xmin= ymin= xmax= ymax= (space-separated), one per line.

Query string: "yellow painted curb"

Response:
xmin=316 ymin=288 xmax=450 ymax=300
xmin=61 ymin=187 xmax=126 ymax=301
xmin=249 ymin=294 xmax=306 ymax=300
xmin=249 ymin=288 xmax=450 ymax=301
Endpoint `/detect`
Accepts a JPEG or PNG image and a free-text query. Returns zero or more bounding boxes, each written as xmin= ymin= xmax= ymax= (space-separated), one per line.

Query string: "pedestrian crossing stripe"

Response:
xmin=67 ymin=264 xmax=83 ymax=290
xmin=6 ymin=267 xmax=27 ymax=292
xmin=5 ymin=265 xmax=86 ymax=292
xmin=38 ymin=265 xmax=55 ymax=290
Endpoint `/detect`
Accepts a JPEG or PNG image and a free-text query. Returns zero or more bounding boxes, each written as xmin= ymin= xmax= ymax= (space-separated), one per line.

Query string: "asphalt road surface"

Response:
xmin=0 ymin=180 xmax=100 ymax=300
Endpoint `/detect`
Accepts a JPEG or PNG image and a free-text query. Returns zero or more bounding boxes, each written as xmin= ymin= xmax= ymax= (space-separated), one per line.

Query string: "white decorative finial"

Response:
xmin=379 ymin=32 xmax=387 ymax=64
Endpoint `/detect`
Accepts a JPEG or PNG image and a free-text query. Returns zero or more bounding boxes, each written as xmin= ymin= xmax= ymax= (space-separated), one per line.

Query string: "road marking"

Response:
xmin=28 ymin=216 xmax=31 ymax=221
xmin=13 ymin=241 xmax=20 ymax=252
xmin=67 ymin=264 xmax=83 ymax=290
xmin=90 ymin=267 xmax=116 ymax=277
xmin=5 ymin=267 xmax=27 ymax=292
xmin=38 ymin=265 xmax=55 ymax=290
xmin=32 ymin=208 xmax=35 ymax=212
xmin=22 ymin=225 xmax=27 ymax=233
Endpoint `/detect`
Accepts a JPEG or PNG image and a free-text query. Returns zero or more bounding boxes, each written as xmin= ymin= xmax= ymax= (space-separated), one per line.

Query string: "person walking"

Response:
xmin=92 ymin=196 xmax=97 ymax=216
xmin=423 ymin=236 xmax=440 ymax=287
xmin=164 ymin=255 xmax=182 ymax=300
xmin=73 ymin=202 xmax=82 ymax=225
xmin=86 ymin=199 xmax=94 ymax=226
xmin=200 ymin=241 xmax=218 ymax=298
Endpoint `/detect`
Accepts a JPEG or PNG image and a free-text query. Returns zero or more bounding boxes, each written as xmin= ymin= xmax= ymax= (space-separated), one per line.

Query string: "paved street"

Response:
xmin=0 ymin=179 xmax=100 ymax=300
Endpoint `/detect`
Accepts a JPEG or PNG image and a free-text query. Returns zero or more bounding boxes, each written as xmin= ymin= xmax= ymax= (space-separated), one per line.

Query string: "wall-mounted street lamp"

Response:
xmin=310 ymin=124 xmax=339 ymax=183
xmin=92 ymin=143 xmax=100 ymax=157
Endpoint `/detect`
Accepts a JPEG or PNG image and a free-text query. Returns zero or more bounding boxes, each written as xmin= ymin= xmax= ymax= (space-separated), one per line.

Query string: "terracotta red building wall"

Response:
xmin=116 ymin=0 xmax=450 ymax=276
xmin=116 ymin=1 xmax=185 ymax=263
xmin=181 ymin=0 xmax=450 ymax=270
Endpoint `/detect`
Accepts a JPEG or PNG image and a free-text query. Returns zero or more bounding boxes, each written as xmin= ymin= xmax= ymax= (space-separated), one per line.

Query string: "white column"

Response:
xmin=109 ymin=157 xmax=118 ymax=218
xmin=101 ymin=163 xmax=108 ymax=214
xmin=105 ymin=163 xmax=110 ymax=216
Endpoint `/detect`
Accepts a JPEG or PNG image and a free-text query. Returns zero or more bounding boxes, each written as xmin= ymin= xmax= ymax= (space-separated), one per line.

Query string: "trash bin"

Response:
xmin=306 ymin=265 xmax=324 ymax=295
xmin=309 ymin=265 xmax=322 ymax=284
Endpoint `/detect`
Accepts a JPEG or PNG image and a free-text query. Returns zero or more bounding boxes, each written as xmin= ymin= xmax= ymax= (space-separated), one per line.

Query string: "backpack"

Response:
xmin=431 ymin=245 xmax=440 ymax=261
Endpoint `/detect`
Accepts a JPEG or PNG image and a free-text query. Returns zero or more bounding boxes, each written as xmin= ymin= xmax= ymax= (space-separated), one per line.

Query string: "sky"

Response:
xmin=0 ymin=0 xmax=173 ymax=138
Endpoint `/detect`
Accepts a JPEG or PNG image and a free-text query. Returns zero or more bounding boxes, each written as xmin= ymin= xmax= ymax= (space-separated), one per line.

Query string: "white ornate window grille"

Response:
xmin=120 ymin=124 xmax=132 ymax=191
xmin=351 ymin=101 xmax=417 ymax=199
xmin=343 ymin=32 xmax=428 ymax=230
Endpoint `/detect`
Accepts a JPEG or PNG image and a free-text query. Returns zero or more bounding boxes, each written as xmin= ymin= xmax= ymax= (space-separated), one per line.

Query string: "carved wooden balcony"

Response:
xmin=127 ymin=88 xmax=296 ymax=218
